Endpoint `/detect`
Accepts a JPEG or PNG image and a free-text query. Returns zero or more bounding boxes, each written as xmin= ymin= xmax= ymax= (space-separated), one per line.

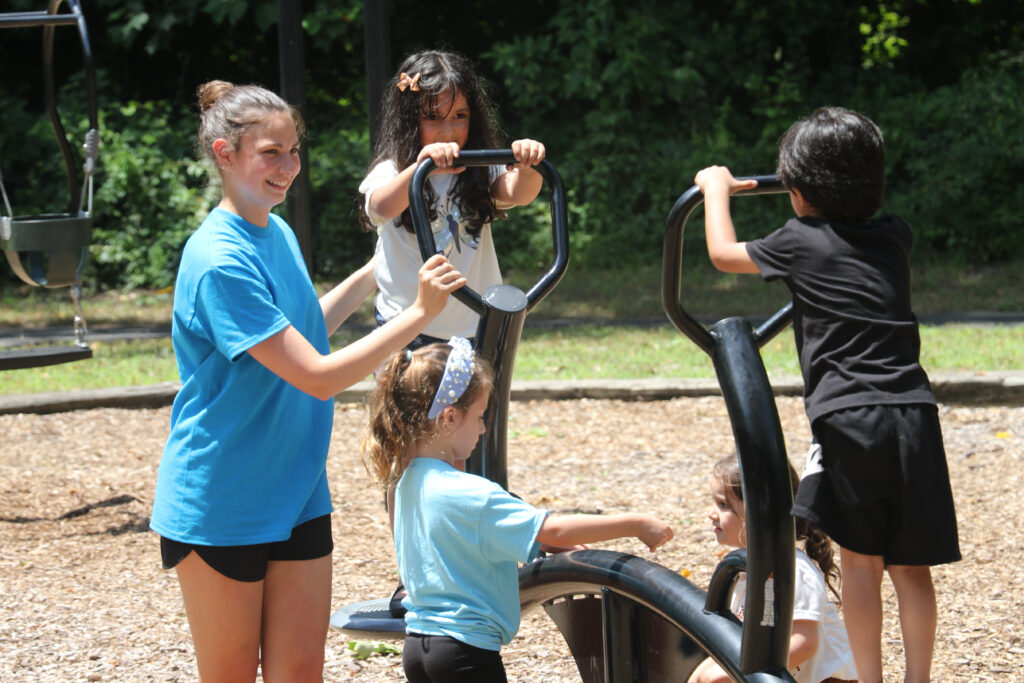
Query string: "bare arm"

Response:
xmin=247 ymin=254 xmax=466 ymax=400
xmin=491 ymin=139 xmax=545 ymax=208
xmin=693 ymin=166 xmax=761 ymax=274
xmin=686 ymin=657 xmax=731 ymax=683
xmin=367 ymin=143 xmax=464 ymax=223
xmin=686 ymin=620 xmax=819 ymax=683
xmin=320 ymin=256 xmax=377 ymax=336
xmin=787 ymin=620 xmax=819 ymax=670
xmin=535 ymin=512 xmax=672 ymax=551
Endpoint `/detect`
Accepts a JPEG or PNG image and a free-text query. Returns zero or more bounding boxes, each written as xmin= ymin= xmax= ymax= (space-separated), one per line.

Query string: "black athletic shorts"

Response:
xmin=793 ymin=403 xmax=961 ymax=566
xmin=403 ymin=633 xmax=507 ymax=683
xmin=160 ymin=514 xmax=333 ymax=582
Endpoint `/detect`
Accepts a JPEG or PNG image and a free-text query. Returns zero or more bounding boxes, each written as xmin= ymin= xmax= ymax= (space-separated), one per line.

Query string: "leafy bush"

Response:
xmin=304 ymin=110 xmax=375 ymax=279
xmin=485 ymin=1 xmax=859 ymax=270
xmin=879 ymin=60 xmax=1024 ymax=262
xmin=90 ymin=99 xmax=218 ymax=289
xmin=2 ymin=0 xmax=1020 ymax=292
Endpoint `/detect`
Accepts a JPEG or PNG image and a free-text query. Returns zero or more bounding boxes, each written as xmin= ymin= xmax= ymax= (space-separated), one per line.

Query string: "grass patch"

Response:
xmin=509 ymin=258 xmax=1024 ymax=320
xmin=1 ymin=339 xmax=177 ymax=395
xmin=1 ymin=259 xmax=1020 ymax=396
xmin=1 ymin=322 xmax=1020 ymax=396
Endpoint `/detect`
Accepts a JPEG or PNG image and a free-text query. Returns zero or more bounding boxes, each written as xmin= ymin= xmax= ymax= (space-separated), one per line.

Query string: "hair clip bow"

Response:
xmin=397 ymin=72 xmax=421 ymax=92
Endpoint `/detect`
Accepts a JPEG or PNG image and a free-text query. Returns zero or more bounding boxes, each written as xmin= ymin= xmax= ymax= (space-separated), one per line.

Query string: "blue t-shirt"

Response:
xmin=395 ymin=458 xmax=548 ymax=651
xmin=150 ymin=208 xmax=334 ymax=545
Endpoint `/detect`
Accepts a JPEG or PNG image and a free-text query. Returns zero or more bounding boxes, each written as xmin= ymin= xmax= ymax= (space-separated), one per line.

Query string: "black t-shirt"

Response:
xmin=746 ymin=214 xmax=935 ymax=423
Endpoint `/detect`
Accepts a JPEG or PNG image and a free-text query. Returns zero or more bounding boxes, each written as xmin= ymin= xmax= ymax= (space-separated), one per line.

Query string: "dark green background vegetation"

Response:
xmin=1 ymin=0 xmax=1021 ymax=290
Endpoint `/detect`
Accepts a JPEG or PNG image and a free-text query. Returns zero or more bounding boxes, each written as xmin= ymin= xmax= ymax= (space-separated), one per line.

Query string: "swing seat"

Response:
xmin=1 ymin=213 xmax=92 ymax=288
xmin=0 ymin=344 xmax=92 ymax=371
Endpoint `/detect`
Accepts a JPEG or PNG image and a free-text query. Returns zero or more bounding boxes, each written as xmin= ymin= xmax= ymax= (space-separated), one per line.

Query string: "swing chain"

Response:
xmin=79 ymin=128 xmax=99 ymax=216
xmin=71 ymin=281 xmax=88 ymax=348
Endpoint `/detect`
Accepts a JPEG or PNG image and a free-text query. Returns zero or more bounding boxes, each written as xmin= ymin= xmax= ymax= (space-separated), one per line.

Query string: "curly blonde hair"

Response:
xmin=361 ymin=342 xmax=494 ymax=489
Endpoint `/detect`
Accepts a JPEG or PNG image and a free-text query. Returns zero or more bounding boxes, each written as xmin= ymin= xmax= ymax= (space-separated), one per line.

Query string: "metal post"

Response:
xmin=466 ymin=285 xmax=528 ymax=489
xmin=711 ymin=317 xmax=795 ymax=674
xmin=661 ymin=177 xmax=796 ymax=676
xmin=363 ymin=0 xmax=391 ymax=149
xmin=277 ymin=0 xmax=313 ymax=272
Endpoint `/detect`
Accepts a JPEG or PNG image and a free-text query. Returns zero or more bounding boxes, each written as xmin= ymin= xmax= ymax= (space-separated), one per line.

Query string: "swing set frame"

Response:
xmin=0 ymin=0 xmax=98 ymax=370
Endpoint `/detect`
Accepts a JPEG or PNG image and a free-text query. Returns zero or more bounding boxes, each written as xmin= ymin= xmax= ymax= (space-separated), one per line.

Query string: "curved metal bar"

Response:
xmin=705 ymin=548 xmax=748 ymax=613
xmin=1 ymin=1 xmax=97 ymax=291
xmin=40 ymin=0 xmax=96 ymax=214
xmin=661 ymin=177 xmax=797 ymax=674
xmin=2 ymin=1 xmax=99 ymax=216
xmin=520 ymin=550 xmax=794 ymax=682
xmin=660 ymin=176 xmax=789 ymax=355
xmin=409 ymin=156 xmax=482 ymax=312
xmin=409 ymin=149 xmax=570 ymax=313
xmin=409 ymin=150 xmax=570 ymax=489
xmin=711 ymin=317 xmax=796 ymax=673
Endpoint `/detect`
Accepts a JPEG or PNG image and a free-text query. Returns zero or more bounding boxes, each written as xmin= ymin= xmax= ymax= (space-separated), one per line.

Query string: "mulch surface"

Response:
xmin=1 ymin=397 xmax=1021 ymax=681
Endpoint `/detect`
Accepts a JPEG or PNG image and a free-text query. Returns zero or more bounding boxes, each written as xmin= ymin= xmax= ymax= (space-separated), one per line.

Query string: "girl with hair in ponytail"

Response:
xmin=688 ymin=456 xmax=857 ymax=683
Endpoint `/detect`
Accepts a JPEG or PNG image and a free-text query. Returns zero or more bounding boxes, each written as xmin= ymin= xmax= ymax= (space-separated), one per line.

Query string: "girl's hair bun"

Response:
xmin=196 ymin=80 xmax=235 ymax=114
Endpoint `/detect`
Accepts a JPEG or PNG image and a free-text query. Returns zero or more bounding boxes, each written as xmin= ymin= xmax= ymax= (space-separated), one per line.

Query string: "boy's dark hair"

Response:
xmin=776 ymin=106 xmax=886 ymax=224
xmin=360 ymin=49 xmax=504 ymax=236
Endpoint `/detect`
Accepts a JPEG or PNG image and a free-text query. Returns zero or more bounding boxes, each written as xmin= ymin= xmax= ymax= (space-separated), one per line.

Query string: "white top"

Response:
xmin=359 ymin=160 xmax=504 ymax=339
xmin=730 ymin=549 xmax=857 ymax=683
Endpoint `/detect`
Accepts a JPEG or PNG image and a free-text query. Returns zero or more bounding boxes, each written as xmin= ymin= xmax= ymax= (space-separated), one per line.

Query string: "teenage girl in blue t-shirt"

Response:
xmin=150 ymin=80 xmax=465 ymax=681
xmin=362 ymin=338 xmax=674 ymax=682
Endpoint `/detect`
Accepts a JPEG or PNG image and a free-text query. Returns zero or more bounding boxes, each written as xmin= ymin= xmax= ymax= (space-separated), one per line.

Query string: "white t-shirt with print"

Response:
xmin=359 ymin=160 xmax=504 ymax=339
xmin=730 ymin=549 xmax=857 ymax=682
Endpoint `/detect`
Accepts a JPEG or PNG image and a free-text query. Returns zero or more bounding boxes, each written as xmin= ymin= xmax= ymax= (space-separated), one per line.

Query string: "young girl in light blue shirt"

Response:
xmin=362 ymin=338 xmax=674 ymax=682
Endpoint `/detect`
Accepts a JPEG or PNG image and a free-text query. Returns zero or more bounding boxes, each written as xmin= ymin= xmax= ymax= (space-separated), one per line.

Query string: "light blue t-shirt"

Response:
xmin=150 ymin=208 xmax=334 ymax=545
xmin=394 ymin=458 xmax=548 ymax=651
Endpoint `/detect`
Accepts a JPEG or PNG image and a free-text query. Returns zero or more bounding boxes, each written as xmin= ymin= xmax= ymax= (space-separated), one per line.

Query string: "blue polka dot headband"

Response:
xmin=427 ymin=337 xmax=475 ymax=419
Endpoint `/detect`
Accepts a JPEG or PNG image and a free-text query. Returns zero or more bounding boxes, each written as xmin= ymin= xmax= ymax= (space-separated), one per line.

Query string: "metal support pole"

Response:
xmin=277 ymin=0 xmax=313 ymax=272
xmin=711 ymin=317 xmax=794 ymax=674
xmin=363 ymin=0 xmax=391 ymax=149
xmin=466 ymin=285 xmax=528 ymax=489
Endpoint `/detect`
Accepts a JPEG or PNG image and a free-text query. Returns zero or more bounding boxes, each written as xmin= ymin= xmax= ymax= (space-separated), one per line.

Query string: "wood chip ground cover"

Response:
xmin=1 ymin=397 xmax=1021 ymax=681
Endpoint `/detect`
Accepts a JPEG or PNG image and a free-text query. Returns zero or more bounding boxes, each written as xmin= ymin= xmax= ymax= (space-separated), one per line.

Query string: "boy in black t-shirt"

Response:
xmin=694 ymin=106 xmax=959 ymax=683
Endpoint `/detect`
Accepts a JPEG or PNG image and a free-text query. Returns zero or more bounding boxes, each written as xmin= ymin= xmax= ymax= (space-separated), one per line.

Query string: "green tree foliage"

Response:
xmin=90 ymin=100 xmax=219 ymax=288
xmin=0 ymin=0 xmax=1020 ymax=289
xmin=882 ymin=59 xmax=1024 ymax=262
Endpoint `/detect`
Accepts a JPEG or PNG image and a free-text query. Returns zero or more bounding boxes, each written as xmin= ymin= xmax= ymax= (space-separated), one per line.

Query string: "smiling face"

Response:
xmin=709 ymin=475 xmax=746 ymax=548
xmin=216 ymin=111 xmax=300 ymax=226
xmin=418 ymin=88 xmax=471 ymax=149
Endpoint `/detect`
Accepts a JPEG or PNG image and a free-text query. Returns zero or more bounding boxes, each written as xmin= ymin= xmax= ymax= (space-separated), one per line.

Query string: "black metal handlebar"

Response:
xmin=661 ymin=176 xmax=796 ymax=675
xmin=408 ymin=150 xmax=569 ymax=489
xmin=661 ymin=176 xmax=791 ymax=355
xmin=409 ymin=150 xmax=569 ymax=313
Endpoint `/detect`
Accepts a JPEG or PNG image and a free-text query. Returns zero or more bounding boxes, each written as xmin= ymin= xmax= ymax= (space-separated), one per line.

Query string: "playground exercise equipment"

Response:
xmin=330 ymin=149 xmax=570 ymax=638
xmin=512 ymin=176 xmax=797 ymax=682
xmin=334 ymin=169 xmax=799 ymax=682
xmin=0 ymin=0 xmax=97 ymax=370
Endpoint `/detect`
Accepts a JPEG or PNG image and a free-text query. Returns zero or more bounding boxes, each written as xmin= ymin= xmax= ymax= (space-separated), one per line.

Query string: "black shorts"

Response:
xmin=160 ymin=514 xmax=333 ymax=582
xmin=794 ymin=404 xmax=960 ymax=566
xmin=403 ymin=633 xmax=507 ymax=683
